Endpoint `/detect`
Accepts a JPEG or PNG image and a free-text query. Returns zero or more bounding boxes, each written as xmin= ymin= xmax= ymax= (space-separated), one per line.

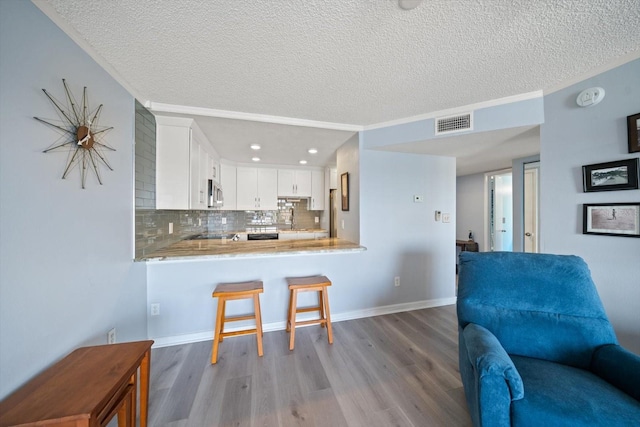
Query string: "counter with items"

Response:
xmin=138 ymin=232 xmax=364 ymax=262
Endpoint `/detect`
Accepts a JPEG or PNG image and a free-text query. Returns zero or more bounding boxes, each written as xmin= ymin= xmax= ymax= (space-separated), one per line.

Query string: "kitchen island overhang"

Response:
xmin=137 ymin=237 xmax=366 ymax=262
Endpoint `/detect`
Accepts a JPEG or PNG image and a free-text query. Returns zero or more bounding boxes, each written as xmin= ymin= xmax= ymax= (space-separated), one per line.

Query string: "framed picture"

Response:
xmin=583 ymin=203 xmax=640 ymax=237
xmin=582 ymin=158 xmax=639 ymax=192
xmin=341 ymin=172 xmax=349 ymax=211
xmin=628 ymin=112 xmax=640 ymax=153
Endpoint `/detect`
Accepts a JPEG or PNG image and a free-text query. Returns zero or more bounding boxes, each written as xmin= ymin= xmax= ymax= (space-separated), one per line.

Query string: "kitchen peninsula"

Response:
xmin=138 ymin=236 xmax=365 ymax=261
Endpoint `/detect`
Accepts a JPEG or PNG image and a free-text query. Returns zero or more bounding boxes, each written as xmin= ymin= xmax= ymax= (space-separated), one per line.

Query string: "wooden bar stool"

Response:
xmin=286 ymin=275 xmax=333 ymax=350
xmin=211 ymin=280 xmax=264 ymax=364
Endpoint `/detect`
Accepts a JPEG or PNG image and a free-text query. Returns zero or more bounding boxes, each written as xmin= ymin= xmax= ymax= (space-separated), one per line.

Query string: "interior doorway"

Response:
xmin=523 ymin=161 xmax=540 ymax=253
xmin=488 ymin=170 xmax=513 ymax=251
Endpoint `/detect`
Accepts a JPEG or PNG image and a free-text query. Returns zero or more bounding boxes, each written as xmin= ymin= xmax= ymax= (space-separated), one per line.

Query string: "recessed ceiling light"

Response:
xmin=252 ymin=157 xmax=260 ymax=162
xmin=250 ymin=144 xmax=261 ymax=150
xmin=299 ymin=160 xmax=307 ymax=165
xmin=308 ymin=148 xmax=318 ymax=154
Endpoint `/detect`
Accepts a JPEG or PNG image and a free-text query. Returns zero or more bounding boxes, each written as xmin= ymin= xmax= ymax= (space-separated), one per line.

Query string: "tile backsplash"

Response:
xmin=135 ymin=199 xmax=323 ymax=258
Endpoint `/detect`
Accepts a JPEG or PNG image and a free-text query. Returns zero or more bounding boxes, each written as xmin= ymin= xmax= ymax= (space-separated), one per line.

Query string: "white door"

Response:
xmin=524 ymin=162 xmax=540 ymax=253
xmin=490 ymin=171 xmax=513 ymax=251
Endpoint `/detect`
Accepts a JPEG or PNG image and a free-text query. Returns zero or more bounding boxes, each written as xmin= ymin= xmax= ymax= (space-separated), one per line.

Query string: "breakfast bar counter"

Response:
xmin=138 ymin=237 xmax=365 ymax=262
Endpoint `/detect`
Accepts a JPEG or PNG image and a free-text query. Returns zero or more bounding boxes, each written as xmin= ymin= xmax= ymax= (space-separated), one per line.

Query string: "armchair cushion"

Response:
xmin=510 ymin=355 xmax=640 ymax=426
xmin=457 ymin=252 xmax=617 ymax=368
xmin=591 ymin=344 xmax=640 ymax=401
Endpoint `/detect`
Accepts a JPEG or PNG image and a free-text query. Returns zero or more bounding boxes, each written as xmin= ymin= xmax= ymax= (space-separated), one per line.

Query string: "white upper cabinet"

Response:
xmin=155 ymin=116 xmax=218 ymax=210
xmin=237 ymin=167 xmax=278 ymax=210
xmin=310 ymin=170 xmax=325 ymax=210
xmin=277 ymin=169 xmax=311 ymax=197
xmin=220 ymin=163 xmax=236 ymax=210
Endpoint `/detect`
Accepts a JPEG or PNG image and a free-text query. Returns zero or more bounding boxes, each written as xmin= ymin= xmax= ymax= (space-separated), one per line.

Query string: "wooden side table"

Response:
xmin=0 ymin=340 xmax=153 ymax=427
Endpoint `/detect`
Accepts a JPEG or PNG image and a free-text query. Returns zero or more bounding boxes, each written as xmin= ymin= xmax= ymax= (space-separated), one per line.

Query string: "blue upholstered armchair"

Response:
xmin=457 ymin=252 xmax=640 ymax=426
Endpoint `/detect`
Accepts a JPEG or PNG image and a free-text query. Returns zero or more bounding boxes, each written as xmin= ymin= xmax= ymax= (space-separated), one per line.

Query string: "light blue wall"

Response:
xmin=0 ymin=1 xmax=147 ymax=398
xmin=540 ymin=59 xmax=640 ymax=353
xmin=146 ymin=148 xmax=456 ymax=344
xmin=363 ymin=96 xmax=544 ymax=149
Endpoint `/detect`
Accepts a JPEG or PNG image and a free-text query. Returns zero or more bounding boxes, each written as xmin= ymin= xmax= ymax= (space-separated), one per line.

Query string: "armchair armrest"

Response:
xmin=463 ymin=323 xmax=524 ymax=400
xmin=591 ymin=344 xmax=640 ymax=401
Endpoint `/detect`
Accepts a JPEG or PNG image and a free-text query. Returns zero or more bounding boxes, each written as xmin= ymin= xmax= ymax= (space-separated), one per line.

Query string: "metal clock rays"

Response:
xmin=34 ymin=79 xmax=115 ymax=189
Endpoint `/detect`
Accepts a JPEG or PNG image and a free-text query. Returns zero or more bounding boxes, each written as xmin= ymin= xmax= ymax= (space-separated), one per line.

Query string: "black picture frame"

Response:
xmin=582 ymin=158 xmax=639 ymax=192
xmin=583 ymin=203 xmax=640 ymax=238
xmin=341 ymin=172 xmax=349 ymax=211
xmin=628 ymin=112 xmax=640 ymax=153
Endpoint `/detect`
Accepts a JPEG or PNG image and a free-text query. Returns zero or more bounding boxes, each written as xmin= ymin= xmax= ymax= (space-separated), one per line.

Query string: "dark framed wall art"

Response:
xmin=582 ymin=158 xmax=639 ymax=192
xmin=583 ymin=203 xmax=640 ymax=238
xmin=341 ymin=172 xmax=349 ymax=211
xmin=628 ymin=112 xmax=640 ymax=153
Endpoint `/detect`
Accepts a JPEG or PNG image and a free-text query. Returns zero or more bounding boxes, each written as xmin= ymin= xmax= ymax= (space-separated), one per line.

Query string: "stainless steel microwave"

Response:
xmin=208 ymin=180 xmax=223 ymax=208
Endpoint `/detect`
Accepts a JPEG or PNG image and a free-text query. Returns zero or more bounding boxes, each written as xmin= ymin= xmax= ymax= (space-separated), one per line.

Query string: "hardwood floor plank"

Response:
xmin=367 ymin=406 xmax=415 ymax=427
xmin=292 ymin=327 xmax=331 ymax=394
xmin=219 ymin=375 xmax=253 ymax=427
xmin=161 ymin=340 xmax=211 ymax=423
xmin=148 ymin=305 xmax=472 ymax=426
xmin=307 ymin=387 xmax=349 ymax=427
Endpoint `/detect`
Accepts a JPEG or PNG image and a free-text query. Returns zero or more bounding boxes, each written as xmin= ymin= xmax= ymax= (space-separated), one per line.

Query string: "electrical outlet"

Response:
xmin=341 ymin=219 xmax=345 ymax=229
xmin=222 ymin=217 xmax=227 ymax=225
xmin=198 ymin=218 xmax=202 ymax=226
xmin=394 ymin=276 xmax=400 ymax=287
xmin=151 ymin=303 xmax=160 ymax=316
xmin=108 ymin=328 xmax=116 ymax=344
xmin=442 ymin=213 xmax=451 ymax=223
xmin=168 ymin=223 xmax=173 ymax=234
xmin=315 ymin=216 xmax=319 ymax=223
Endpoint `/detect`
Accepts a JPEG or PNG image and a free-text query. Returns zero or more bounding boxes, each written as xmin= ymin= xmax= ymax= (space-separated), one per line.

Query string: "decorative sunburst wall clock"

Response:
xmin=34 ymin=79 xmax=115 ymax=189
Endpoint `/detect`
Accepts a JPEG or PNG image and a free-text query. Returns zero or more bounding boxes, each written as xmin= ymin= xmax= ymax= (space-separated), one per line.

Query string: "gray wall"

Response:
xmin=146 ymin=147 xmax=456 ymax=345
xmin=540 ymin=58 xmax=640 ymax=353
xmin=456 ymin=172 xmax=486 ymax=250
xmin=0 ymin=1 xmax=147 ymax=398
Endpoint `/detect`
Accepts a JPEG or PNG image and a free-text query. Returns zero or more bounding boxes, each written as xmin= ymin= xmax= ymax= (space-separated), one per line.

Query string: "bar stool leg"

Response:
xmin=289 ymin=289 xmax=298 ymax=351
xmin=211 ymin=297 xmax=225 ymax=364
xmin=253 ymin=294 xmax=264 ymax=357
xmin=322 ymin=287 xmax=333 ymax=344
xmin=218 ymin=299 xmax=226 ymax=342
xmin=286 ymin=288 xmax=294 ymax=332
xmin=318 ymin=289 xmax=325 ymax=328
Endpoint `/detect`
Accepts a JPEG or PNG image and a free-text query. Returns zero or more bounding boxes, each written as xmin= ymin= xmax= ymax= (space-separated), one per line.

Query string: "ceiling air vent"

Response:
xmin=435 ymin=112 xmax=473 ymax=135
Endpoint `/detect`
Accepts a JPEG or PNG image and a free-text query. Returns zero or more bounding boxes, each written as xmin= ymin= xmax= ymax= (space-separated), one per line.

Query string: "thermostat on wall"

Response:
xmin=576 ymin=87 xmax=605 ymax=107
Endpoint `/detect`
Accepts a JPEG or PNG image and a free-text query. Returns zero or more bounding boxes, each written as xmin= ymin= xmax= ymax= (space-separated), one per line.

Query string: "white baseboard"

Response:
xmin=151 ymin=297 xmax=457 ymax=348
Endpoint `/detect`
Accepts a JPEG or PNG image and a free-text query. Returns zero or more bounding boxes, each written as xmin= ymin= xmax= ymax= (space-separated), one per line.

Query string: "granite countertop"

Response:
xmin=138 ymin=237 xmax=365 ymax=262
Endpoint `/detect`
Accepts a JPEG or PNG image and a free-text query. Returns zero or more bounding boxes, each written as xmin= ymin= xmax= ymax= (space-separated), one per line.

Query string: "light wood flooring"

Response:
xmin=147 ymin=305 xmax=471 ymax=427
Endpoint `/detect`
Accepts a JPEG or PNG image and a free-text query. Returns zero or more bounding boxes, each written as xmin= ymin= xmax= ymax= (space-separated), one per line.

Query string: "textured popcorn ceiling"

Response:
xmin=40 ymin=0 xmax=640 ymax=171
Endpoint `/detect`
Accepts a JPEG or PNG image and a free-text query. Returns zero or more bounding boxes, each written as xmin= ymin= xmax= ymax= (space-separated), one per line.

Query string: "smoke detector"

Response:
xmin=398 ymin=0 xmax=423 ymax=10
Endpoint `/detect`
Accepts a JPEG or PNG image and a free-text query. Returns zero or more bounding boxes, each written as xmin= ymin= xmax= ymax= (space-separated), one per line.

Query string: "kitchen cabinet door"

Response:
xmin=309 ymin=170 xmax=325 ymax=210
xmin=220 ymin=163 xmax=236 ymax=210
xmin=236 ymin=167 xmax=259 ymax=210
xmin=277 ymin=169 xmax=311 ymax=197
xmin=237 ymin=167 xmax=278 ymax=210
xmin=156 ymin=124 xmax=191 ymax=210
xmin=257 ymin=168 xmax=278 ymax=210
